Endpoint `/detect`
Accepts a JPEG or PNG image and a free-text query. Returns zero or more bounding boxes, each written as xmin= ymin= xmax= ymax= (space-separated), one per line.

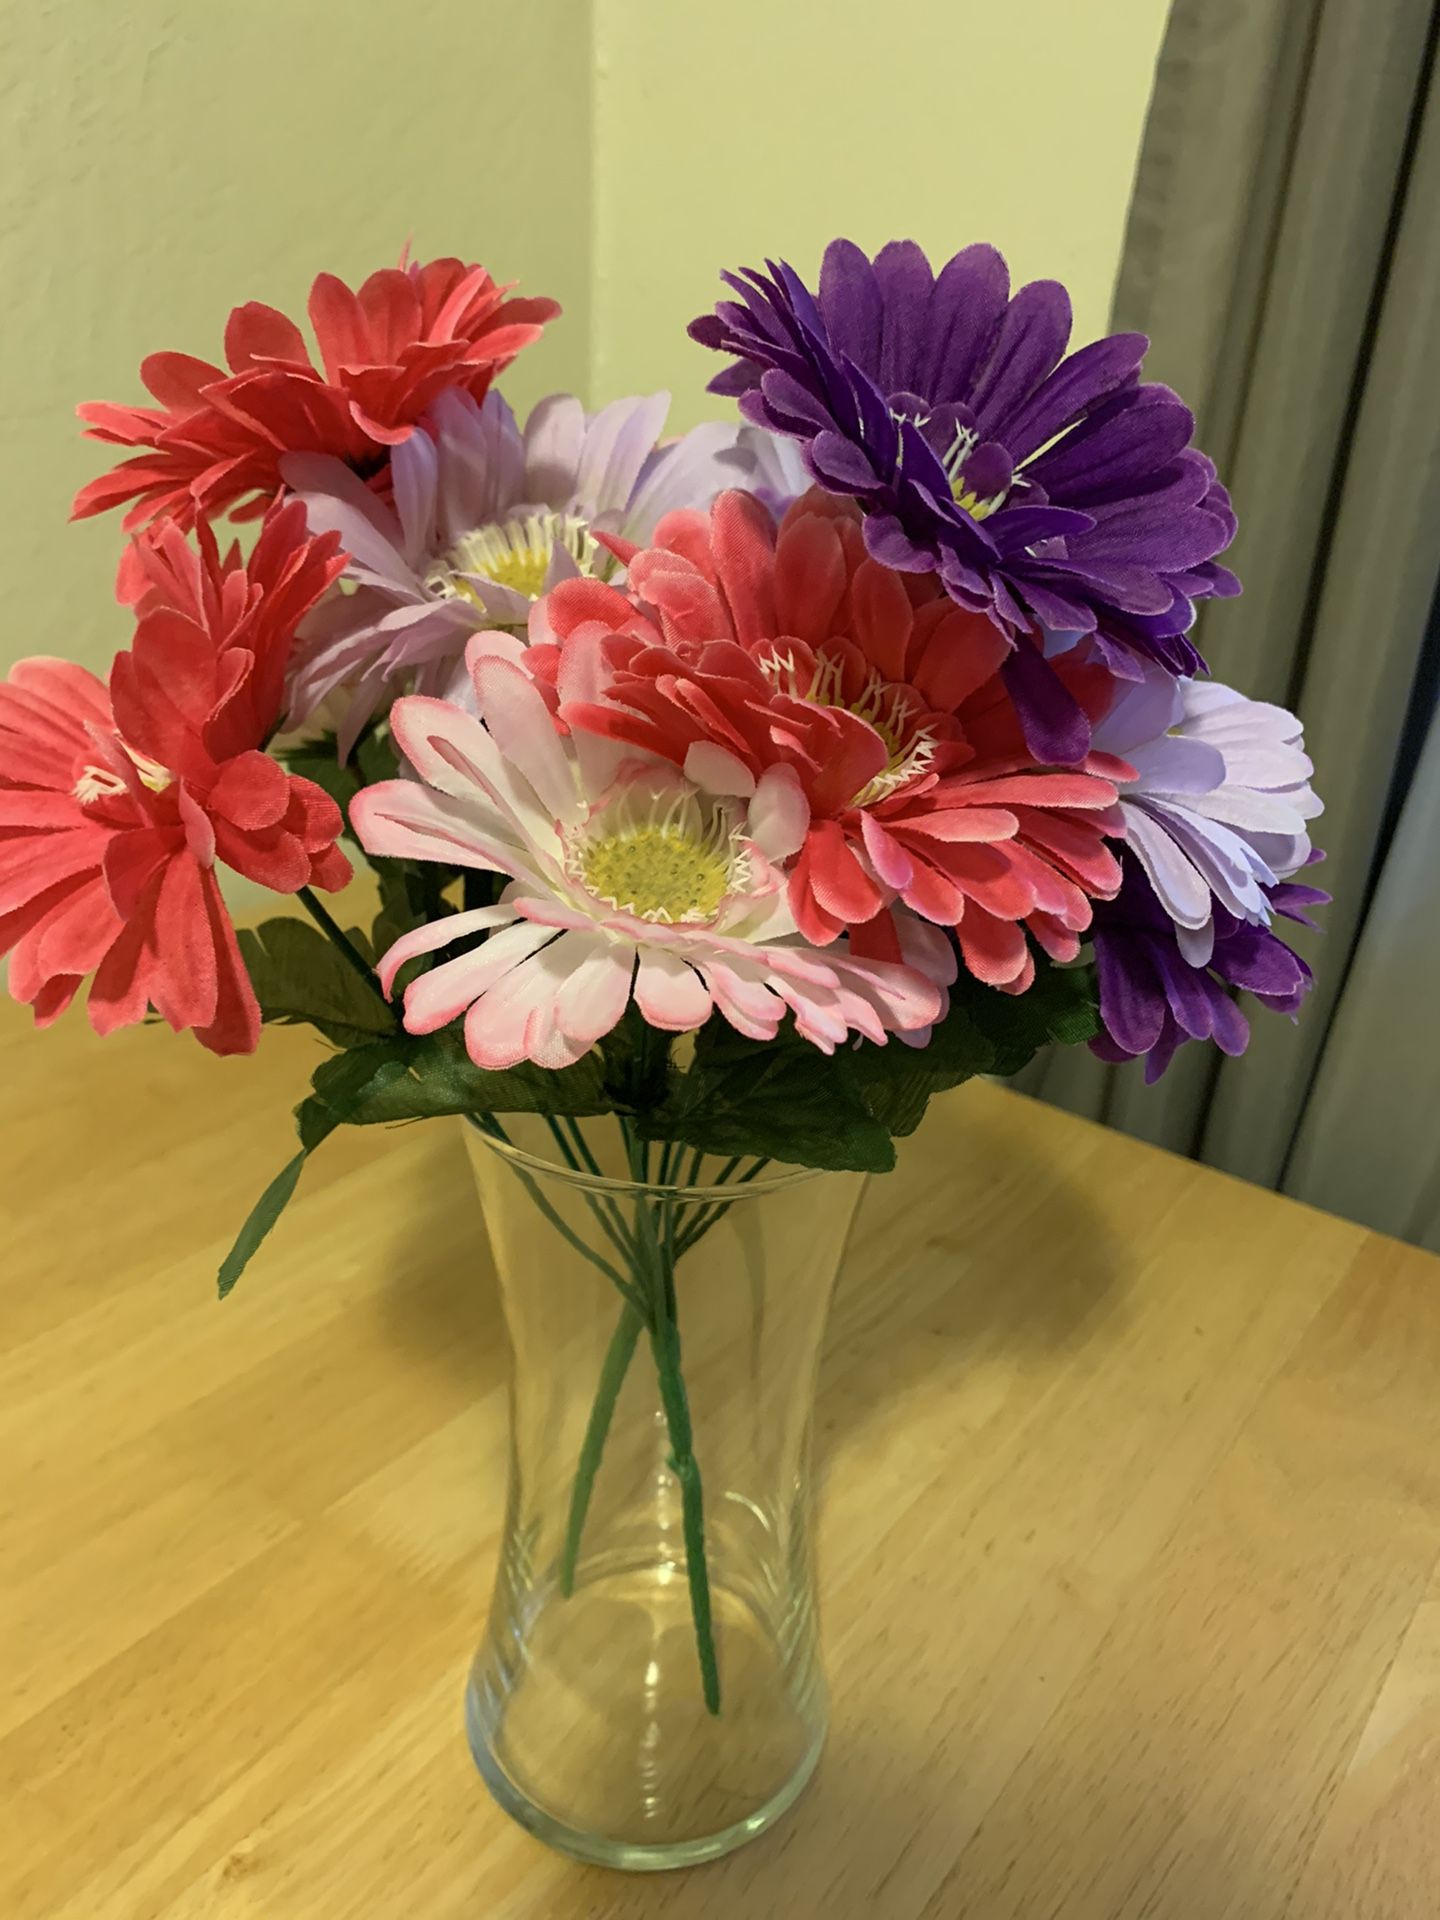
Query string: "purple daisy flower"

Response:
xmin=280 ymin=388 xmax=751 ymax=752
xmin=1089 ymin=856 xmax=1327 ymax=1081
xmin=689 ymin=239 xmax=1239 ymax=763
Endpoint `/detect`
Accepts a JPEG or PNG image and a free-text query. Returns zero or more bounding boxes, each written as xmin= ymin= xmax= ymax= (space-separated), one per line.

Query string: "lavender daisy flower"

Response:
xmin=689 ymin=239 xmax=1239 ymax=763
xmin=1093 ymin=667 xmax=1322 ymax=963
xmin=281 ymin=389 xmax=751 ymax=752
xmin=1090 ymin=856 xmax=1327 ymax=1081
xmin=720 ymin=424 xmax=813 ymax=519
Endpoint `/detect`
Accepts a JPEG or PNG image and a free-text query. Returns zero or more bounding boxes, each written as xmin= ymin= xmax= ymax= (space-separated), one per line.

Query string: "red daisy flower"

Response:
xmin=0 ymin=503 xmax=351 ymax=1052
xmin=72 ymin=253 xmax=560 ymax=588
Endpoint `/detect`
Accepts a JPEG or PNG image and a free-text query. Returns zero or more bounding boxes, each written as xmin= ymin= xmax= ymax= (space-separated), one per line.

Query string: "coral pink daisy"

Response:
xmin=72 ymin=253 xmax=560 ymax=589
xmin=541 ymin=490 xmax=1128 ymax=991
xmin=351 ymin=636 xmax=950 ymax=1067
xmin=0 ymin=503 xmax=352 ymax=1051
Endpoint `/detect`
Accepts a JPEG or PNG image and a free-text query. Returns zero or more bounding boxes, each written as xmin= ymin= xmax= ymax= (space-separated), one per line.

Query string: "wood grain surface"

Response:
xmin=3 ymin=997 xmax=1438 ymax=1919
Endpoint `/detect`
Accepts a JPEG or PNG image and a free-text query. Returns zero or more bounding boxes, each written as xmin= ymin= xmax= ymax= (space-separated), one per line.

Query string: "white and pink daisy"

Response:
xmin=350 ymin=637 xmax=952 ymax=1069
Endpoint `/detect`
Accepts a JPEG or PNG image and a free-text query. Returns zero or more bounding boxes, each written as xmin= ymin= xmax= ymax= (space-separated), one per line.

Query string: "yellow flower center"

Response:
xmin=939 ymin=424 xmax=1009 ymax=520
xmin=581 ymin=823 xmax=732 ymax=923
xmin=569 ymin=785 xmax=744 ymax=923
xmin=428 ymin=511 xmax=600 ymax=608
xmin=892 ymin=410 xmax=1012 ymax=520
xmin=950 ymin=482 xmax=1005 ymax=522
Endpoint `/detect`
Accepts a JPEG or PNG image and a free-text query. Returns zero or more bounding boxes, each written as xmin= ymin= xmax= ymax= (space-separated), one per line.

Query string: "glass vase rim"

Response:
xmin=464 ymin=1116 xmax=827 ymax=1203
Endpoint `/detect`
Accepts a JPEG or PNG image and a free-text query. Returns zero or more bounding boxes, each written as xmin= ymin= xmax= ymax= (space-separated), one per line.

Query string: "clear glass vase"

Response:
xmin=461 ymin=1113 xmax=867 ymax=1871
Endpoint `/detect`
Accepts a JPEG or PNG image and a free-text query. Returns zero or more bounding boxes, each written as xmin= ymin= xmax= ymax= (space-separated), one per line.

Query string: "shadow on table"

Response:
xmin=818 ymin=1085 xmax=1133 ymax=1443
xmin=367 ymin=1124 xmax=503 ymax=1391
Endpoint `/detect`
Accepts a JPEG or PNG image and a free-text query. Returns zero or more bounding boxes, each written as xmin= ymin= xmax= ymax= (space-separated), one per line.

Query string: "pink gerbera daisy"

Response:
xmin=351 ymin=636 xmax=951 ymax=1067
xmin=540 ymin=490 xmax=1128 ymax=991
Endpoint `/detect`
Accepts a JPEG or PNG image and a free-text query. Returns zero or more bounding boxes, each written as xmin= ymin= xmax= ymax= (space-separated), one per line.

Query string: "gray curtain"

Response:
xmin=1024 ymin=0 xmax=1440 ymax=1249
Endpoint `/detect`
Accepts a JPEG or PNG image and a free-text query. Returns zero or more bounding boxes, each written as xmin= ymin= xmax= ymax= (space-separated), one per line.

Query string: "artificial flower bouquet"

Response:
xmin=1 ymin=239 xmax=1324 ymax=1863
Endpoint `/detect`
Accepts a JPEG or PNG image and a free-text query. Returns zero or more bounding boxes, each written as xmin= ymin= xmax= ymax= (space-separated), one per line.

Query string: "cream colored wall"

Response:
xmin=0 ymin=0 xmax=594 ymax=675
xmin=589 ymin=0 xmax=1172 ymax=425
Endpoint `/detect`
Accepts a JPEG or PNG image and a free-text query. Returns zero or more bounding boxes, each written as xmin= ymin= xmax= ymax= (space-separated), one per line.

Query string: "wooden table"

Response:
xmin=4 ymin=995 xmax=1439 ymax=1920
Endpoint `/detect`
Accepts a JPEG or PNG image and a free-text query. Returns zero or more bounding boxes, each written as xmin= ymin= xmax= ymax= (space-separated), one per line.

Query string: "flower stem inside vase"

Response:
xmin=463 ymin=1114 xmax=864 ymax=1868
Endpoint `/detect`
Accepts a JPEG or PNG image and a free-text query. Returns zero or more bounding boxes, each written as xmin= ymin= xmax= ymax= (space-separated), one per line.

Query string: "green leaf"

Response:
xmin=957 ymin=957 xmax=1099 ymax=1076
xmin=314 ymin=1027 xmax=611 ymax=1127
xmin=639 ymin=1021 xmax=896 ymax=1174
xmin=217 ymin=1150 xmax=308 ymax=1299
xmin=218 ymin=1040 xmax=413 ymax=1296
xmin=845 ymin=999 xmax=996 ymax=1138
xmin=297 ymin=1037 xmax=415 ymax=1149
xmin=599 ymin=1003 xmax=679 ymax=1114
xmin=239 ymin=917 xmax=396 ymax=1047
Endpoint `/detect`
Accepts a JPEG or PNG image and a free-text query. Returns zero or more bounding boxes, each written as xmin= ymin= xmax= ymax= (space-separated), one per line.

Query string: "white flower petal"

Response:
xmin=684 ymin=740 xmax=756 ymax=798
xmin=749 ymin=762 xmax=810 ymax=862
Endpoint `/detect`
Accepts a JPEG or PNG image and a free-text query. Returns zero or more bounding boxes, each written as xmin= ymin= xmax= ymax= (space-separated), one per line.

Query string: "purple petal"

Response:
xmin=988 ymin=504 xmax=1094 ymax=549
xmin=1095 ymin=936 xmax=1167 ymax=1055
xmin=707 ymin=359 xmax=761 ymax=398
xmin=1009 ymin=573 xmax=1098 ymax=634
xmin=969 ymin=279 xmax=1072 ymax=430
xmin=756 ymin=366 xmax=837 ymax=435
xmin=810 ymin=429 xmax=883 ymax=492
xmin=1000 ymin=638 xmax=1092 ymax=763
xmin=862 ymin=510 xmax=936 ymax=574
xmin=1152 ymin=937 xmax=1226 ymax=1040
xmin=1142 ymin=1019 xmax=1186 ymax=1081
xmin=1032 ymin=386 xmax=1195 ymax=503
xmin=817 ymin=238 xmax=884 ymax=378
xmin=1001 ymin=332 xmax=1148 ymax=465
xmin=959 ymin=440 xmax=1013 ymax=499
xmin=1217 ymin=924 xmax=1308 ymax=999
xmin=1270 ymin=880 xmax=1330 ymax=928
xmin=872 ymin=239 xmax=936 ymax=395
xmin=918 ymin=243 xmax=1012 ymax=399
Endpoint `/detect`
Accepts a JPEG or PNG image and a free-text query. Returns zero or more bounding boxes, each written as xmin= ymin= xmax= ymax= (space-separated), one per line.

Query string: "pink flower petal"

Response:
xmin=376 ymin=902 xmax=517 ymax=998
xmin=470 ymin=654 xmax=581 ymax=826
xmin=404 ymin=916 xmax=555 ymax=1035
xmin=633 ymin=946 xmax=713 ymax=1031
xmin=551 ymin=936 xmax=635 ymax=1058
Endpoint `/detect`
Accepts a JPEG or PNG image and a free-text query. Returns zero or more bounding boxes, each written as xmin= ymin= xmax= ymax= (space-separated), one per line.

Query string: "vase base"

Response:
xmin=463 ymin=1557 xmax=826 ymax=1870
xmin=467 ymin=1678 xmax=823 ymax=1870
